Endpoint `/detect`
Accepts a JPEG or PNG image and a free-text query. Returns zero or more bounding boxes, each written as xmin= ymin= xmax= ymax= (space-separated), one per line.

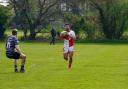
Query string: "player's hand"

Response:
xmin=67 ymin=34 xmax=72 ymax=38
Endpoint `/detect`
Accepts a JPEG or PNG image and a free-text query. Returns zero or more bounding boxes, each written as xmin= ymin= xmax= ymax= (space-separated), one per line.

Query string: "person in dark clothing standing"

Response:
xmin=50 ymin=28 xmax=56 ymax=45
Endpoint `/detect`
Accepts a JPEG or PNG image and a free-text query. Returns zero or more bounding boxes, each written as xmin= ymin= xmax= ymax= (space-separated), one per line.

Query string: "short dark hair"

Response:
xmin=12 ymin=29 xmax=17 ymax=35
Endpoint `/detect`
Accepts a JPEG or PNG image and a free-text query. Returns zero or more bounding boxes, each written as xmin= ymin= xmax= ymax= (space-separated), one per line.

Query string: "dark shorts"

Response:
xmin=6 ymin=52 xmax=20 ymax=59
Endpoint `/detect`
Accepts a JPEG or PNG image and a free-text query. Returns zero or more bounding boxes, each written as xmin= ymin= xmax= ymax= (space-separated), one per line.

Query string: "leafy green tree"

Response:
xmin=0 ymin=5 xmax=11 ymax=39
xmin=90 ymin=0 xmax=128 ymax=39
xmin=10 ymin=0 xmax=58 ymax=39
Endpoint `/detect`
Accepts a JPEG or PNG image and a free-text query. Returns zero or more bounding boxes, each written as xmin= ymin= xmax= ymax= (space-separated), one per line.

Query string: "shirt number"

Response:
xmin=7 ymin=42 xmax=11 ymax=48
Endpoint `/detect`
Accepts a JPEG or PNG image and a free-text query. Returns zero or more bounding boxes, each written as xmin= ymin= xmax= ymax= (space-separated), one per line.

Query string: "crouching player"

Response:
xmin=60 ymin=24 xmax=76 ymax=69
xmin=6 ymin=29 xmax=26 ymax=73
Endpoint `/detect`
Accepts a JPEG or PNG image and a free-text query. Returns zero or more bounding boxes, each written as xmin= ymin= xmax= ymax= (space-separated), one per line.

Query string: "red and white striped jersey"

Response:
xmin=64 ymin=30 xmax=76 ymax=47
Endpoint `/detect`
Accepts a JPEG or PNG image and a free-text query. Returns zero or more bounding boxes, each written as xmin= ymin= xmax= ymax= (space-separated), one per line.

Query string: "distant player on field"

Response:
xmin=60 ymin=24 xmax=76 ymax=69
xmin=6 ymin=29 xmax=26 ymax=73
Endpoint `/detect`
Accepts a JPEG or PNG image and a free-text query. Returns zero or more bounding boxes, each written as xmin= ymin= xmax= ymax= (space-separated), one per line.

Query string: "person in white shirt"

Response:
xmin=60 ymin=24 xmax=76 ymax=69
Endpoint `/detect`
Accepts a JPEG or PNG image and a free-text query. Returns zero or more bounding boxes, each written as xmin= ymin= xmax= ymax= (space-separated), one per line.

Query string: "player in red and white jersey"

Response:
xmin=61 ymin=24 xmax=76 ymax=69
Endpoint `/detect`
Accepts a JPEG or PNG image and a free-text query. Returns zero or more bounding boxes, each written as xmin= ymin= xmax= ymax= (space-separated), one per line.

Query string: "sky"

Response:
xmin=0 ymin=0 xmax=8 ymax=6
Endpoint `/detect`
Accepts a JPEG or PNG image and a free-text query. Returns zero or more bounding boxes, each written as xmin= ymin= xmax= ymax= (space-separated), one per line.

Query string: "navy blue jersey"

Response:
xmin=6 ymin=36 xmax=19 ymax=56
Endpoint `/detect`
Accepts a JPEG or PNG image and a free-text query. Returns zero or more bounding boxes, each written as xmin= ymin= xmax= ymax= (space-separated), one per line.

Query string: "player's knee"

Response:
xmin=69 ymin=52 xmax=73 ymax=57
xmin=21 ymin=54 xmax=26 ymax=59
xmin=24 ymin=55 xmax=27 ymax=60
xmin=24 ymin=55 xmax=26 ymax=59
xmin=69 ymin=55 xmax=73 ymax=58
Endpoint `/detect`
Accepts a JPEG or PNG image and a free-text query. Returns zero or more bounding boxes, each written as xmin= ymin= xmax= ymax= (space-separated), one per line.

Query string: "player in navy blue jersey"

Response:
xmin=6 ymin=29 xmax=26 ymax=73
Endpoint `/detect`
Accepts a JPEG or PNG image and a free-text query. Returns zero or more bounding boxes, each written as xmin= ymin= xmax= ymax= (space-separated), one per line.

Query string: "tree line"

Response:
xmin=0 ymin=0 xmax=128 ymax=40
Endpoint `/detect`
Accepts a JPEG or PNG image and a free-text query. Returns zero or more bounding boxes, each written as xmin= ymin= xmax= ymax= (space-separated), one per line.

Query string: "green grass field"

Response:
xmin=0 ymin=42 xmax=128 ymax=89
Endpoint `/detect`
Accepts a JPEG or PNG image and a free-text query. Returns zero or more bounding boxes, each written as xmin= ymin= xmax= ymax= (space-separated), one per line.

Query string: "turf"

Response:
xmin=0 ymin=42 xmax=128 ymax=89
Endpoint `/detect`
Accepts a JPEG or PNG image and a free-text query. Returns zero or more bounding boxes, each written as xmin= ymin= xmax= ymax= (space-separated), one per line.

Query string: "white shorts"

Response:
xmin=64 ymin=46 xmax=74 ymax=53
